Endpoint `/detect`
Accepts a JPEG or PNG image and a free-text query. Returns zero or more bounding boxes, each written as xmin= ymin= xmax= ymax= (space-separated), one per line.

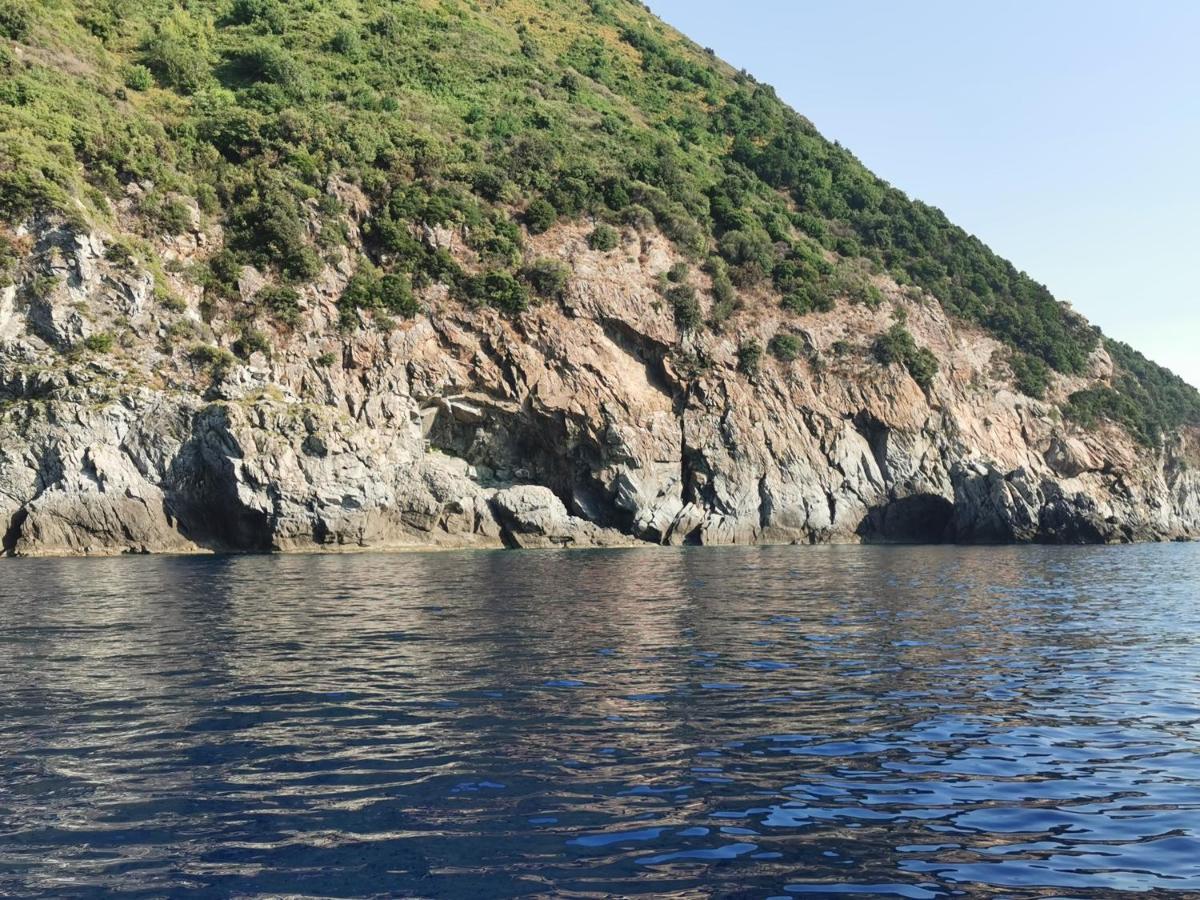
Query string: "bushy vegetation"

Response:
xmin=189 ymin=343 xmax=236 ymax=378
xmin=1072 ymin=339 xmax=1200 ymax=445
xmin=667 ymin=283 xmax=701 ymax=331
xmin=0 ymin=2 xmax=32 ymax=41
xmin=521 ymin=258 xmax=569 ymax=301
xmin=82 ymin=332 xmax=115 ymax=353
xmin=737 ymin=338 xmax=763 ymax=376
xmin=0 ymin=0 xmax=1194 ymax=442
xmin=524 ymin=199 xmax=556 ymax=235
xmin=255 ymin=284 xmax=301 ymax=327
xmin=460 ymin=270 xmax=529 ymax=315
xmin=588 ymin=223 xmax=619 ymax=252
xmin=768 ymin=332 xmax=803 ymax=362
xmin=337 ymin=261 xmax=419 ymax=328
xmin=1010 ymin=352 xmax=1051 ymax=400
xmin=0 ymin=231 xmax=21 ymax=287
xmin=874 ymin=324 xmax=939 ymax=390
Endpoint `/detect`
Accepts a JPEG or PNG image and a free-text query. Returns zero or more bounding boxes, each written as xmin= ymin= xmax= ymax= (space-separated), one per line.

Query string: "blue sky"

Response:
xmin=647 ymin=0 xmax=1200 ymax=387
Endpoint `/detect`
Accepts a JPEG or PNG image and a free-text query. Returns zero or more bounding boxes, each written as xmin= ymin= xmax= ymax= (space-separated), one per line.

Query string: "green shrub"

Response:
xmin=708 ymin=299 xmax=735 ymax=330
xmin=667 ymin=283 xmax=700 ymax=331
xmin=708 ymin=268 xmax=738 ymax=327
xmin=28 ymin=274 xmax=59 ymax=299
xmin=873 ymin=324 xmax=912 ymax=367
xmin=906 ymin=346 xmax=939 ymax=390
xmin=1100 ymin=338 xmax=1200 ymax=444
xmin=812 ymin=290 xmax=836 ymax=313
xmin=226 ymin=177 xmax=319 ymax=279
xmin=143 ymin=194 xmax=193 ymax=235
xmin=781 ymin=284 xmax=835 ymax=315
xmin=524 ymin=198 xmax=557 ymax=234
xmin=463 ymin=270 xmax=529 ymax=314
xmin=781 ymin=289 xmax=813 ymax=316
xmin=1011 ymin=352 xmax=1051 ymax=400
xmin=329 ymin=26 xmax=360 ymax=56
xmin=1066 ymin=384 xmax=1158 ymax=445
xmin=622 ymin=204 xmax=655 ymax=231
xmin=238 ymin=41 xmax=307 ymax=95
xmin=710 ymin=267 xmax=734 ymax=298
xmin=83 ymin=332 xmax=115 ymax=353
xmin=588 ymin=223 xmax=619 ymax=252
xmin=738 ymin=338 xmax=763 ymax=376
xmin=189 ymin=343 xmax=236 ymax=377
xmin=472 ymin=168 xmax=508 ymax=202
xmin=874 ymin=324 xmax=938 ymax=389
xmin=337 ymin=266 xmax=376 ymax=329
xmin=256 ymin=284 xmax=301 ymax=327
xmin=228 ymin=0 xmax=286 ymax=32
xmin=158 ymin=290 xmax=187 ymax=313
xmin=666 ymin=262 xmax=689 ymax=283
xmin=828 ymin=260 xmax=881 ymax=307
xmin=233 ymin=327 xmax=271 ymax=359
xmin=600 ymin=176 xmax=630 ymax=210
xmin=124 ymin=64 xmax=154 ymax=92
xmin=718 ymin=228 xmax=774 ymax=273
xmin=0 ymin=232 xmax=19 ymax=286
xmin=521 ymin=259 xmax=570 ymax=300
xmin=200 ymin=248 xmax=242 ymax=299
xmin=0 ymin=1 xmax=31 ymax=41
xmin=142 ymin=22 xmax=210 ymax=94
xmin=338 ymin=261 xmax=421 ymax=326
xmin=768 ymin=332 xmax=802 ymax=362
xmin=379 ymin=273 xmax=419 ymax=317
xmin=104 ymin=239 xmax=138 ymax=268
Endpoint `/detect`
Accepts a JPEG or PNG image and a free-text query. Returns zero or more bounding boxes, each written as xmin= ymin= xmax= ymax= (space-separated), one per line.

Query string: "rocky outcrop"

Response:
xmin=491 ymin=485 xmax=637 ymax=549
xmin=1 ymin=216 xmax=1196 ymax=556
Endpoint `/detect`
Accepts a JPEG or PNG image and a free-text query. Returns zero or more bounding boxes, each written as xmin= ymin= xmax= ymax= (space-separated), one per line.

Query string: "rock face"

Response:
xmin=1 ymin=216 xmax=1197 ymax=556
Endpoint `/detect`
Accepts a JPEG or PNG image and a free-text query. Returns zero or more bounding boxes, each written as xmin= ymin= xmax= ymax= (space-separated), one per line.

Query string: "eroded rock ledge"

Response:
xmin=2 ymin=220 xmax=1197 ymax=557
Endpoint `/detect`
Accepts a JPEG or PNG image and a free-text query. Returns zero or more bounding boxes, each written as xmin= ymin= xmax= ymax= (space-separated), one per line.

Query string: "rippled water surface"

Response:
xmin=2 ymin=545 xmax=1200 ymax=898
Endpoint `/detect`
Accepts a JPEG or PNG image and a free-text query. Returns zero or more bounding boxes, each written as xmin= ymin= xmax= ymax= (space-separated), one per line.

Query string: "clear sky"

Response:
xmin=647 ymin=0 xmax=1200 ymax=387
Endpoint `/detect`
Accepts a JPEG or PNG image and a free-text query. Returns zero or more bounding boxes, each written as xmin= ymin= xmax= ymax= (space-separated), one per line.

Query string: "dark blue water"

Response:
xmin=2 ymin=545 xmax=1199 ymax=898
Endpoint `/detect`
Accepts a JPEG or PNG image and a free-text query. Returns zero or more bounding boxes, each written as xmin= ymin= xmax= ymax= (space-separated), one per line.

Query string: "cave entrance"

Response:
xmin=858 ymin=494 xmax=956 ymax=544
xmin=420 ymin=396 xmax=628 ymax=530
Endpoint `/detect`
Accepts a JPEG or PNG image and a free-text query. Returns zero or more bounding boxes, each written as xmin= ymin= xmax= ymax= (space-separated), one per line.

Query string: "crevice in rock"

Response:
xmin=489 ymin=509 xmax=522 ymax=550
xmin=858 ymin=493 xmax=955 ymax=544
xmin=757 ymin=475 xmax=772 ymax=529
xmin=477 ymin=333 xmax=523 ymax=399
xmin=854 ymin=411 xmax=891 ymax=485
xmin=162 ymin=412 xmax=275 ymax=552
xmin=2 ymin=507 xmax=27 ymax=556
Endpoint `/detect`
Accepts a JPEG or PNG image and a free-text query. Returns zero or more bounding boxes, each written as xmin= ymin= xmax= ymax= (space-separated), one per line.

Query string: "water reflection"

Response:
xmin=1 ymin=544 xmax=1199 ymax=897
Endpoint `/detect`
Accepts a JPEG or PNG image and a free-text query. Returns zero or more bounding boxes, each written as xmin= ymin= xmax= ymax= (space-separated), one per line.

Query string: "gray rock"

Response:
xmin=0 ymin=220 xmax=1196 ymax=557
xmin=491 ymin=485 xmax=636 ymax=549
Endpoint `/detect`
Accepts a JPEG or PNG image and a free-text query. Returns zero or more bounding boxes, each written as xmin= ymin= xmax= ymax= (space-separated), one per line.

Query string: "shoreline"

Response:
xmin=2 ymin=532 xmax=1191 ymax=562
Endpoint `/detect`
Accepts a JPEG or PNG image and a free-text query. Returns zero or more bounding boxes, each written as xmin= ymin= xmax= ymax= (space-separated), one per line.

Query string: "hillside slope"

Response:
xmin=1 ymin=0 xmax=1198 ymax=555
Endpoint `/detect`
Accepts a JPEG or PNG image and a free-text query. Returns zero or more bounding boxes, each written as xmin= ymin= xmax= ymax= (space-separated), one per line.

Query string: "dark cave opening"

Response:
xmin=423 ymin=399 xmax=632 ymax=532
xmin=858 ymin=494 xmax=956 ymax=544
xmin=2 ymin=507 xmax=27 ymax=556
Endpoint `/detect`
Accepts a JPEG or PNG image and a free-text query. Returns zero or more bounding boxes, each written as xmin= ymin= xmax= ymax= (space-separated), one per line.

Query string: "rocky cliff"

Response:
xmin=3 ymin=0 xmax=1199 ymax=556
xmin=3 ymin=210 xmax=1197 ymax=557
